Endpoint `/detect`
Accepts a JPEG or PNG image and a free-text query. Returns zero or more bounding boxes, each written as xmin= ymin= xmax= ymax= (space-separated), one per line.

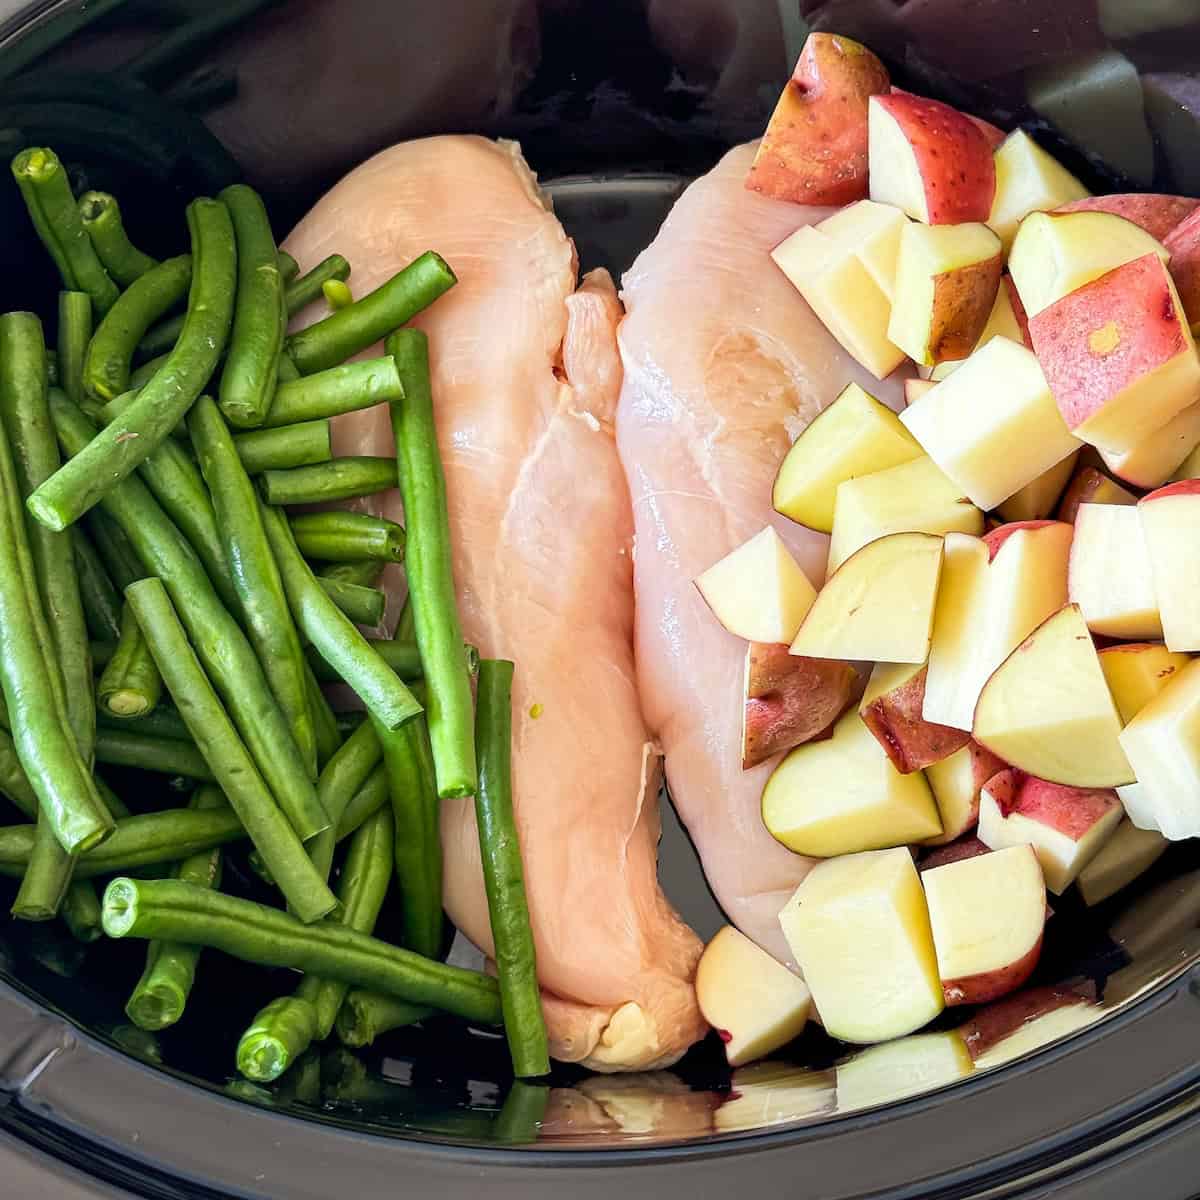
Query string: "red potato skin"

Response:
xmin=1141 ymin=477 xmax=1200 ymax=503
xmin=742 ymin=642 xmax=856 ymax=769
xmin=987 ymin=771 xmax=1121 ymax=839
xmin=860 ymin=664 xmax=970 ymax=773
xmin=745 ymin=32 xmax=889 ymax=206
xmin=961 ymin=982 xmax=1098 ymax=1060
xmin=1029 ymin=253 xmax=1189 ymax=434
xmin=982 ymin=519 xmax=1063 ymax=562
xmin=874 ymin=91 xmax=997 ymax=224
xmin=930 ymin=251 xmax=1004 ymax=363
xmin=1056 ymin=194 xmax=1200 ymax=242
xmin=1003 ymin=276 xmax=1033 ymax=349
xmin=919 ymin=834 xmax=989 ymax=870
xmin=1055 ymin=466 xmax=1137 ymax=523
xmin=942 ymin=932 xmax=1044 ymax=1007
xmin=968 ymin=115 xmax=1007 ymax=150
xmin=923 ymin=741 xmax=1005 ymax=846
xmin=1165 ymin=207 xmax=1200 ymax=329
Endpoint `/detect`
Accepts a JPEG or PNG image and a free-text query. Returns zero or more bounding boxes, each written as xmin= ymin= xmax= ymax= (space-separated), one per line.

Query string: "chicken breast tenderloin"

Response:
xmin=284 ymin=135 xmax=705 ymax=1071
xmin=616 ymin=142 xmax=906 ymax=965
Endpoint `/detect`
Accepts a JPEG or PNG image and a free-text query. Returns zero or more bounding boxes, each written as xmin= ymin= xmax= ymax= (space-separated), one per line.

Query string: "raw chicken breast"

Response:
xmin=616 ymin=142 xmax=905 ymax=964
xmin=284 ymin=136 xmax=705 ymax=1071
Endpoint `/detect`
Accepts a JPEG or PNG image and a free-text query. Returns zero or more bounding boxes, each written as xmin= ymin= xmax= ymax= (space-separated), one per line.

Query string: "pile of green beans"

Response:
xmin=1 ymin=145 xmax=540 ymax=1093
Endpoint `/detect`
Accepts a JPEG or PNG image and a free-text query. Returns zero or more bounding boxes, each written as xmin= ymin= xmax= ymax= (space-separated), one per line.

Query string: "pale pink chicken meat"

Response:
xmin=284 ymin=135 xmax=705 ymax=1071
xmin=616 ymin=142 xmax=906 ymax=964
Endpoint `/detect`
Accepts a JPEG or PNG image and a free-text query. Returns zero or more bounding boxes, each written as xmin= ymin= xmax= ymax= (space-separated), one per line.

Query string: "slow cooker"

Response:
xmin=1 ymin=1 xmax=1200 ymax=1196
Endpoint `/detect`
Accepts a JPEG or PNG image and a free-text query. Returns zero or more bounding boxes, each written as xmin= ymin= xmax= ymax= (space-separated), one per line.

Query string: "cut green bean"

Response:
xmin=129 ymin=350 xmax=170 ymax=388
xmin=283 ymin=255 xmax=350 ymax=316
xmin=260 ymin=457 xmax=397 ymax=506
xmin=126 ymin=785 xmax=225 ymax=1031
xmin=77 ymin=191 xmax=158 ymax=287
xmin=84 ymin=509 xmax=145 ymax=590
xmin=304 ymin=664 xmax=341 ymax=770
xmin=46 ymin=350 xmax=59 ymax=387
xmin=388 ymin=330 xmax=476 ymax=799
xmin=219 ymin=184 xmax=284 ymax=428
xmin=319 ymin=559 xmax=384 ymax=589
xmin=72 ymin=528 xmax=122 ymax=642
xmin=495 ymin=1082 xmax=549 ymax=1146
xmin=50 ymin=397 xmax=327 ymax=842
xmin=305 ymin=639 xmax=421 ymax=684
xmin=276 ymin=352 xmax=300 ymax=383
xmin=102 ymin=877 xmax=502 ymax=1024
xmin=316 ymin=577 xmax=385 ymax=627
xmin=28 ymin=198 xmax=236 ymax=532
xmin=306 ymin=718 xmax=382 ymax=885
xmin=334 ymin=764 xmax=388 ymax=843
xmin=376 ymin=712 xmax=442 ymax=960
xmin=263 ymin=357 xmax=403 ymax=428
xmin=0 ymin=809 xmax=244 ymax=879
xmin=394 ymin=593 xmax=415 ymax=644
xmin=94 ymin=392 xmax=238 ymax=610
xmin=287 ymin=252 xmax=456 ymax=375
xmin=239 ymin=804 xmax=393 ymax=1081
xmin=12 ymin=148 xmax=119 ymax=315
xmin=190 ymin=397 xmax=316 ymax=776
xmin=335 ymin=989 xmax=433 ymax=1048
xmin=278 ymin=252 xmax=299 ymax=284
xmin=95 ymin=727 xmax=213 ymax=780
xmin=0 ymin=727 xmax=38 ymax=820
xmin=57 ymin=291 xmax=92 ymax=407
xmin=260 ymin=502 xmax=421 ymax=731
xmin=291 ymin=512 xmax=405 ymax=564
xmin=322 ymin=279 xmax=353 ymax=310
xmin=61 ymin=880 xmax=104 ymax=942
xmin=83 ymin=254 xmax=192 ymax=403
xmin=96 ymin=705 xmax=191 ymax=743
xmin=475 ymin=660 xmax=548 ymax=1077
xmin=97 ymin=601 xmax=162 ymax=719
xmin=0 ymin=349 xmax=110 ymax=857
xmin=14 ymin=816 xmax=74 ymax=922
xmin=233 ymin=420 xmax=331 ymax=474
xmin=125 ymin=578 xmax=335 ymax=923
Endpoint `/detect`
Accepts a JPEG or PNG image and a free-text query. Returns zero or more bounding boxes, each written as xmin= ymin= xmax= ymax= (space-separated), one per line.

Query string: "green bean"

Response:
xmin=13 ymin=818 xmax=74 ymax=922
xmin=102 ymin=877 xmax=502 ymax=1023
xmin=259 ymin=457 xmax=397 ymax=506
xmin=376 ymin=712 xmax=442 ymax=959
xmin=129 ymin=350 xmax=170 ymax=388
xmin=11 ymin=148 xmax=119 ymax=316
xmin=0 ymin=809 xmax=245 ymax=879
xmin=237 ymin=995 xmax=318 ymax=1082
xmin=83 ymin=255 xmax=192 ymax=403
xmin=277 ymin=252 xmax=300 ymax=284
xmin=96 ymin=705 xmax=191 ymax=743
xmin=95 ymin=727 xmax=213 ymax=781
xmin=0 ymin=357 xmax=110 ymax=860
xmin=61 ymin=880 xmax=104 ymax=942
xmin=304 ymin=664 xmax=341 ymax=770
xmin=92 ymin=777 xmax=130 ymax=822
xmin=125 ymin=578 xmax=336 ymax=923
xmin=276 ymin=352 xmax=300 ymax=383
xmin=72 ymin=528 xmax=122 ymax=641
xmin=287 ymin=252 xmax=456 ymax=375
xmin=190 ymin=396 xmax=316 ymax=776
xmin=335 ymin=989 xmax=433 ymax=1048
xmin=0 ymin=321 xmax=94 ymax=761
xmin=219 ymin=185 xmax=284 ymax=428
xmin=89 ymin=640 xmax=115 ymax=670
xmin=84 ymin=509 xmax=145 ymax=590
xmin=319 ymin=559 xmax=383 ymax=589
xmin=387 ymin=330 xmax=476 ymax=799
xmin=57 ymin=291 xmax=92 ymax=407
xmin=50 ymin=397 xmax=327 ymax=842
xmin=259 ymin=502 xmax=421 ymax=731
xmin=233 ymin=420 xmax=331 ymax=474
xmin=305 ymin=638 xmax=421 ymax=684
xmin=474 ymin=660 xmax=547 ymax=1077
xmin=291 ymin=512 xmax=405 ymax=564
xmin=126 ymin=785 xmax=225 ymax=1031
xmin=334 ymin=764 xmax=387 ymax=843
xmin=28 ymin=198 xmax=236 ymax=532
xmin=239 ymin=804 xmax=393 ymax=1080
xmin=46 ymin=350 xmax=60 ymax=387
xmin=322 ymin=279 xmax=353 ymax=310
xmin=316 ymin=577 xmax=385 ymax=627
xmin=97 ymin=601 xmax=162 ymax=719
xmin=95 ymin=392 xmax=238 ymax=610
xmin=263 ymin=358 xmax=402 ymax=428
xmin=283 ymin=255 xmax=350 ymax=316
xmin=394 ymin=593 xmax=415 ymax=643
xmin=0 ymin=727 xmax=38 ymax=820
xmin=306 ymin=718 xmax=382 ymax=884
xmin=77 ymin=191 xmax=158 ymax=286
